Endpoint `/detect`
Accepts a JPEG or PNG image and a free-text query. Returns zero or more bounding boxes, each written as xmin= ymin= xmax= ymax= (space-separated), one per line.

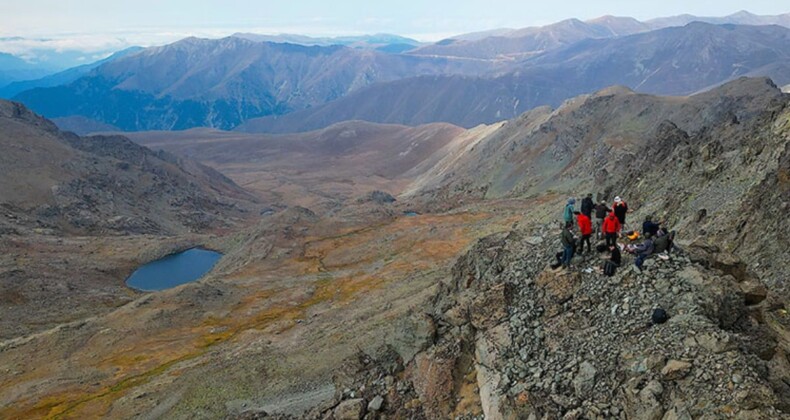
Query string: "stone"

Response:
xmin=367 ymin=395 xmax=384 ymax=412
xmin=334 ymin=398 xmax=365 ymax=420
xmin=662 ymin=406 xmax=692 ymax=420
xmin=696 ymin=332 xmax=736 ymax=354
xmin=573 ymin=361 xmax=597 ymax=398
xmin=740 ymin=281 xmax=767 ymax=305
xmin=526 ymin=236 xmax=544 ymax=245
xmin=661 ymin=360 xmax=692 ymax=380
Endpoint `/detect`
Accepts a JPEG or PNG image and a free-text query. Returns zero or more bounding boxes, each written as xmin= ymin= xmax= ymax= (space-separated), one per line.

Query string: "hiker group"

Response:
xmin=553 ymin=194 xmax=675 ymax=276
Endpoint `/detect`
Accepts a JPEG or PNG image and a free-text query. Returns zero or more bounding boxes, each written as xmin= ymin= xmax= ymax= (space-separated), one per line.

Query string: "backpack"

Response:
xmin=651 ymin=308 xmax=669 ymax=325
xmin=603 ymin=260 xmax=617 ymax=276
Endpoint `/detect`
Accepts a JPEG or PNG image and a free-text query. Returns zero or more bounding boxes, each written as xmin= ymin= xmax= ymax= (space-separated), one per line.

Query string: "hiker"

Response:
xmin=642 ymin=215 xmax=661 ymax=237
xmin=613 ymin=196 xmax=628 ymax=227
xmin=602 ymin=243 xmax=621 ymax=276
xmin=653 ymin=228 xmax=676 ymax=255
xmin=581 ymin=193 xmax=594 ymax=218
xmin=630 ymin=232 xmax=655 ymax=271
xmin=594 ymin=200 xmax=610 ymax=238
xmin=653 ymin=229 xmax=669 ymax=253
xmin=575 ymin=211 xmax=593 ymax=254
xmin=602 ymin=212 xmax=621 ymax=246
xmin=560 ymin=221 xmax=576 ymax=269
xmin=563 ymin=198 xmax=576 ymax=225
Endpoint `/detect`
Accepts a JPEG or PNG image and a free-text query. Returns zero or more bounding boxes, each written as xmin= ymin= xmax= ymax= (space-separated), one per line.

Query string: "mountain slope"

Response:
xmin=122 ymin=120 xmax=467 ymax=211
xmin=239 ymin=23 xmax=790 ymax=133
xmin=0 ymin=100 xmax=255 ymax=235
xmin=407 ymin=76 xmax=790 ymax=286
xmin=12 ymin=37 xmax=497 ymax=131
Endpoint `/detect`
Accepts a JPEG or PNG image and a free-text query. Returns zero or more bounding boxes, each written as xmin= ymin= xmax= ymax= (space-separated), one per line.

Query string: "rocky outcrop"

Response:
xmin=321 ymin=226 xmax=789 ymax=418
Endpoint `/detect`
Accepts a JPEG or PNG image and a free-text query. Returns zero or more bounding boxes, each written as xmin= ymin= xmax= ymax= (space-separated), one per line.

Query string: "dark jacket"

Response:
xmin=594 ymin=204 xmax=610 ymax=219
xmin=610 ymin=247 xmax=622 ymax=266
xmin=633 ymin=238 xmax=654 ymax=256
xmin=561 ymin=228 xmax=575 ymax=248
xmin=614 ymin=202 xmax=628 ymax=224
xmin=653 ymin=234 xmax=669 ymax=253
xmin=581 ymin=197 xmax=594 ymax=217
xmin=643 ymin=220 xmax=660 ymax=236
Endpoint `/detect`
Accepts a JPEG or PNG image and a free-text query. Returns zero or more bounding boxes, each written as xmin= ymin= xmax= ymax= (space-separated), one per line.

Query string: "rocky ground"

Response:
xmin=299 ymin=224 xmax=789 ymax=419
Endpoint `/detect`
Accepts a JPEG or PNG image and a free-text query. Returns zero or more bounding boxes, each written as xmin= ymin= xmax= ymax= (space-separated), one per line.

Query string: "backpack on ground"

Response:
xmin=603 ymin=260 xmax=617 ymax=277
xmin=651 ymin=308 xmax=669 ymax=324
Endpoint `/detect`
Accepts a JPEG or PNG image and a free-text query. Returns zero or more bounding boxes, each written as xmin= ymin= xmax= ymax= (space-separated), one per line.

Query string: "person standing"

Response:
xmin=576 ymin=211 xmax=593 ymax=254
xmin=602 ymin=212 xmax=621 ymax=247
xmin=561 ymin=222 xmax=576 ymax=269
xmin=563 ymin=198 xmax=576 ymax=225
xmin=581 ymin=193 xmax=594 ymax=218
xmin=594 ymin=200 xmax=610 ymax=239
xmin=613 ymin=196 xmax=628 ymax=228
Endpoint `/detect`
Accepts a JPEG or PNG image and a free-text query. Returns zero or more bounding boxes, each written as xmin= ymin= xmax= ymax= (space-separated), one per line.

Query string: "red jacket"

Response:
xmin=602 ymin=213 xmax=621 ymax=234
xmin=577 ymin=214 xmax=592 ymax=235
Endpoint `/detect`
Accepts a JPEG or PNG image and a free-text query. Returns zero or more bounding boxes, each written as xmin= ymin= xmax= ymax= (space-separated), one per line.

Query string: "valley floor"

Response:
xmin=0 ymin=199 xmax=526 ymax=418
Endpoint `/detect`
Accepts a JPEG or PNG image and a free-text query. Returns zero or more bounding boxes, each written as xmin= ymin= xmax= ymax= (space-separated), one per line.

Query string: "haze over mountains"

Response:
xmin=5 ymin=10 xmax=790 ymax=133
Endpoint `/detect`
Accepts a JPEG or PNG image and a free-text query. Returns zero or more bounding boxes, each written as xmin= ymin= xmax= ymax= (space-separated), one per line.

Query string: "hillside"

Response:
xmin=239 ymin=23 xmax=790 ymax=133
xmin=407 ymin=77 xmax=790 ymax=289
xmin=0 ymin=100 xmax=255 ymax=236
xmin=12 ymin=37 xmax=498 ymax=131
xmin=122 ymin=120 xmax=468 ymax=211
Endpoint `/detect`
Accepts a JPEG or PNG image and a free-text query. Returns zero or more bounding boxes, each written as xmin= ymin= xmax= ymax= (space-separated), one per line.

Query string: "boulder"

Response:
xmin=661 ymin=360 xmax=692 ymax=380
xmin=740 ymin=281 xmax=768 ymax=305
xmin=367 ymin=395 xmax=384 ymax=412
xmin=573 ymin=361 xmax=597 ymax=398
xmin=334 ymin=398 xmax=365 ymax=420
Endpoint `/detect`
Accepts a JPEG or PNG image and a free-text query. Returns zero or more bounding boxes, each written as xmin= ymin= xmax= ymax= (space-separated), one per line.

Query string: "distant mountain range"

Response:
xmin=414 ymin=10 xmax=790 ymax=60
xmin=14 ymin=37 xmax=496 ymax=130
xmin=0 ymin=52 xmax=56 ymax=88
xmin=238 ymin=23 xmax=790 ymax=133
xmin=231 ymin=33 xmax=422 ymax=53
xmin=8 ymin=11 xmax=790 ymax=133
xmin=0 ymin=47 xmax=143 ymax=98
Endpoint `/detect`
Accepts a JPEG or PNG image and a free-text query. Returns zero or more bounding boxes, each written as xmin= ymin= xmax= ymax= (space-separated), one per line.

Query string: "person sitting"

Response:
xmin=602 ymin=212 xmax=621 ymax=247
xmin=653 ymin=229 xmax=670 ymax=254
xmin=630 ymin=233 xmax=655 ymax=271
xmin=642 ymin=215 xmax=661 ymax=237
xmin=575 ymin=211 xmax=593 ymax=254
xmin=601 ymin=243 xmax=622 ymax=276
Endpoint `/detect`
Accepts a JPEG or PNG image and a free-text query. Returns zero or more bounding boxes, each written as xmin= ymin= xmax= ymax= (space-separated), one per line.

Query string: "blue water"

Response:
xmin=126 ymin=248 xmax=222 ymax=291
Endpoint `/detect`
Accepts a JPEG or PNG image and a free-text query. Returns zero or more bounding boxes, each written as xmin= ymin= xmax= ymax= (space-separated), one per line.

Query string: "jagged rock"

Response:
xmin=661 ymin=360 xmax=692 ymax=380
xmin=334 ymin=398 xmax=365 ymax=420
xmin=572 ymin=361 xmax=597 ymax=398
xmin=695 ymin=332 xmax=736 ymax=354
xmin=367 ymin=395 xmax=384 ymax=412
xmin=740 ymin=281 xmax=768 ymax=305
xmin=662 ymin=406 xmax=692 ymax=420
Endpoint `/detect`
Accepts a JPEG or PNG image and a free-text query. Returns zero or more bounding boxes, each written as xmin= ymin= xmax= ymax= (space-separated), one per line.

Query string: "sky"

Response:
xmin=1 ymin=0 xmax=788 ymax=60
